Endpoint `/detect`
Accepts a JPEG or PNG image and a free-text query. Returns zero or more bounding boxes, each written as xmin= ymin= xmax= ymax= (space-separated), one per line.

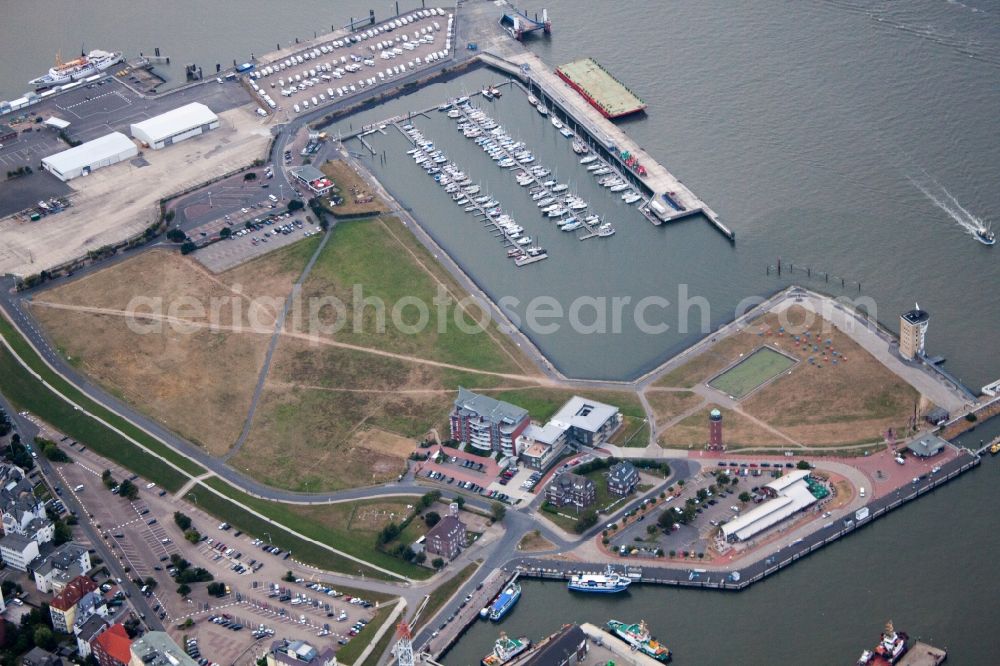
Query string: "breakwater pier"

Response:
xmin=479 ymin=51 xmax=735 ymax=241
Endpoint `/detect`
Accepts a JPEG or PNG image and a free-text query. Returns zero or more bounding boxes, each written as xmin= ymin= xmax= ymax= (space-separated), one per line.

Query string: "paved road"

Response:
xmin=0 ymin=390 xmax=164 ymax=632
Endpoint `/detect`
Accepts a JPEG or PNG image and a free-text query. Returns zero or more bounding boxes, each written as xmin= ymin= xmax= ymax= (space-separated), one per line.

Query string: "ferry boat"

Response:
xmin=857 ymin=621 xmax=909 ymax=665
xmin=482 ymin=633 xmax=530 ymax=666
xmin=606 ymin=620 xmax=671 ymax=662
xmin=30 ymin=49 xmax=124 ymax=89
xmin=975 ymin=226 xmax=996 ymax=246
xmin=568 ymin=565 xmax=632 ymax=593
xmin=488 ymin=582 xmax=521 ymax=621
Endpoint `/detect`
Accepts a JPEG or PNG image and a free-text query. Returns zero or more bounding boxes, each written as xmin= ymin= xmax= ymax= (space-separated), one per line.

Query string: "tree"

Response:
xmin=144 ymin=577 xmax=158 ymax=590
xmin=646 ymin=524 xmax=658 ymax=536
xmin=423 ymin=511 xmax=441 ymax=528
xmin=166 ymin=228 xmax=186 ymax=242
xmin=419 ymin=490 xmax=441 ymax=509
xmin=165 ymin=210 xmax=176 ymax=224
xmin=184 ymin=529 xmax=201 ymax=543
xmin=283 ymin=570 xmax=295 ymax=582
xmin=454 ymin=496 xmax=465 ymax=509
xmin=180 ymin=241 xmax=197 ymax=255
xmin=243 ymin=172 xmax=257 ymax=181
xmin=118 ymin=479 xmax=138 ymax=500
xmin=102 ymin=469 xmax=117 ymax=489
xmin=730 ymin=477 xmax=739 ymax=486
xmin=176 ymin=583 xmax=191 ymax=597
xmin=696 ymin=489 xmax=708 ymax=502
xmin=414 ymin=552 xmax=426 ymax=564
xmin=174 ymin=512 xmax=192 ymax=531
xmin=53 ymin=520 xmax=72 ymax=545
xmin=739 ymin=492 xmax=752 ymax=503
xmin=491 ymin=502 xmax=506 ymax=523
xmin=797 ymin=460 xmax=812 ymax=470
xmin=431 ymin=557 xmax=445 ymax=570
xmin=33 ymin=626 xmax=56 ymax=650
xmin=287 ymin=199 xmax=305 ymax=213
xmin=219 ymin=227 xmax=231 ymax=239
xmin=207 ymin=582 xmax=226 ymax=597
xmin=377 ymin=522 xmax=400 ymax=545
xmin=574 ymin=510 xmax=598 ymax=534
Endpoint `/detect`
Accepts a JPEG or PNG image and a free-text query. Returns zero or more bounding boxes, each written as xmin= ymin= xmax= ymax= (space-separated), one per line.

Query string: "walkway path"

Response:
xmin=223 ymin=222 xmax=335 ymax=462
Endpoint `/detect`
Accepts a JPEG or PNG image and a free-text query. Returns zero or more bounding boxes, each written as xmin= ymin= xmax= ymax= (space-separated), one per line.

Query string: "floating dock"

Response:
xmin=555 ymin=58 xmax=646 ymax=119
xmin=499 ymin=7 xmax=552 ymax=41
xmin=898 ymin=641 xmax=948 ymax=666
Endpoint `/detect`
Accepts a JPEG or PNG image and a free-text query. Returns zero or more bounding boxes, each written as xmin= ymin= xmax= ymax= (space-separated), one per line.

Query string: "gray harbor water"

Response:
xmin=4 ymin=0 xmax=999 ymax=660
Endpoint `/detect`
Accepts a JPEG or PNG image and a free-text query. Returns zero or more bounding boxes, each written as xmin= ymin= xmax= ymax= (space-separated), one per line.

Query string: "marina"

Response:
xmin=398 ymin=119 xmax=550 ymax=267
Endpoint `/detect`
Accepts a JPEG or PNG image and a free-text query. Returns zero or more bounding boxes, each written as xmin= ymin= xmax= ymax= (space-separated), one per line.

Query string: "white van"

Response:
xmin=74 ymin=484 xmax=84 ymax=492
xmin=302 ymin=100 xmax=309 ymax=109
xmin=293 ymin=104 xmax=300 ymax=113
xmin=859 ymin=487 xmax=866 ymax=498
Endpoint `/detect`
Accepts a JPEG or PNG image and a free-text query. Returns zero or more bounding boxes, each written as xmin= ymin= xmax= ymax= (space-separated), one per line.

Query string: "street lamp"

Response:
xmin=264 ymin=532 xmax=272 ymax=544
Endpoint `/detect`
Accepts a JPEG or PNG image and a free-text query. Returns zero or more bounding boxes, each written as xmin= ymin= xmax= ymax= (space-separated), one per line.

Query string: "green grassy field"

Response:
xmin=302 ymin=217 xmax=524 ymax=373
xmin=415 ymin=562 xmax=478 ymax=631
xmin=0 ymin=318 xmax=196 ymax=490
xmin=201 ymin=477 xmax=432 ymax=580
xmin=0 ymin=312 xmax=427 ymax=580
xmin=337 ymin=603 xmax=397 ymax=664
xmin=490 ymin=387 xmax=645 ymax=422
xmin=708 ymin=347 xmax=796 ymax=399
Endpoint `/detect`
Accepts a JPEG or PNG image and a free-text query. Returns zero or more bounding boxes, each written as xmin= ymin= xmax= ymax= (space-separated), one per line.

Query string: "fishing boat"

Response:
xmin=568 ymin=566 xmax=632 ymax=594
xmin=857 ymin=621 xmax=909 ymax=665
xmin=481 ymin=633 xmax=530 ymax=666
xmin=605 ymin=620 xmax=671 ymax=663
xmin=975 ymin=226 xmax=996 ymax=246
xmin=488 ymin=582 xmax=521 ymax=621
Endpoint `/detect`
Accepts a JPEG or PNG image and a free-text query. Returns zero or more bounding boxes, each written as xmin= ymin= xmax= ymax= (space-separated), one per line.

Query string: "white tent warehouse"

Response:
xmin=720 ymin=470 xmax=819 ymax=543
xmin=41 ymin=132 xmax=137 ymax=182
xmin=130 ymin=102 xmax=219 ymax=149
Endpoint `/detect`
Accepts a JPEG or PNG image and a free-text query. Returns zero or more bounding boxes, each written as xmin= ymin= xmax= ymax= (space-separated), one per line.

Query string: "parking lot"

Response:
xmin=606 ymin=460 xmax=838 ymax=559
xmin=250 ymin=8 xmax=454 ymax=117
xmin=49 ymin=441 xmax=378 ymax=664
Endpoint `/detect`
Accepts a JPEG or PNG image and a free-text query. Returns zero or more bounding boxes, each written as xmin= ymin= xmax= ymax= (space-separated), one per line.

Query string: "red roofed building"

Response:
xmin=92 ymin=623 xmax=132 ymax=666
xmin=49 ymin=575 xmax=98 ymax=633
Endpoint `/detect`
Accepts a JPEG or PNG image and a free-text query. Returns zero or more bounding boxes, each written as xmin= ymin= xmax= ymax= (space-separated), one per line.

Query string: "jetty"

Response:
xmin=481 ymin=51 xmax=734 ymax=240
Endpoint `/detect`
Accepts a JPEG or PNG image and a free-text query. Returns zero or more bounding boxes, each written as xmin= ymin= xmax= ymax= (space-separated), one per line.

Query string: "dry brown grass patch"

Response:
xmin=658 ymin=405 xmax=781 ymax=449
